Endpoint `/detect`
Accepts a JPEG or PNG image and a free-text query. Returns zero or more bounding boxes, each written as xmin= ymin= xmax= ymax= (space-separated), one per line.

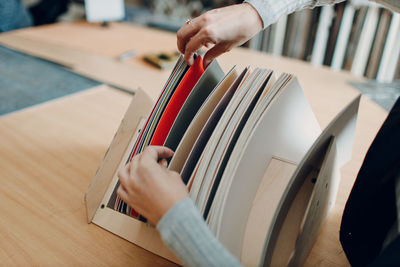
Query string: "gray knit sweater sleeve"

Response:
xmin=244 ymin=0 xmax=344 ymax=29
xmin=244 ymin=0 xmax=399 ymax=29
xmin=156 ymin=198 xmax=242 ymax=267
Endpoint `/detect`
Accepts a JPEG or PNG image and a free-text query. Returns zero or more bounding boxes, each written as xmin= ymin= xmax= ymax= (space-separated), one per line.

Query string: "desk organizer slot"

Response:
xmin=85 ymin=55 xmax=361 ymax=266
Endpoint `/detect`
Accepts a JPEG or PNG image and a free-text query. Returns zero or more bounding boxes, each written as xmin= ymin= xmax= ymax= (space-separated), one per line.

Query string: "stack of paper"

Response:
xmin=110 ymin=55 xmax=225 ymax=220
xmin=110 ymin=54 xmax=321 ymax=228
xmin=87 ymin=55 xmax=361 ymax=266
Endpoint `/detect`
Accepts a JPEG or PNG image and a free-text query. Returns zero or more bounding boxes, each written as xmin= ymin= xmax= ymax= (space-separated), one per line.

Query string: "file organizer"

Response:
xmin=85 ymin=56 xmax=361 ymax=266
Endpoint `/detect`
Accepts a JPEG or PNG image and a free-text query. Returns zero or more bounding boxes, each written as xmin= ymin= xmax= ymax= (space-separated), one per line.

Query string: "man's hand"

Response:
xmin=117 ymin=146 xmax=189 ymax=225
xmin=177 ymin=3 xmax=263 ymax=68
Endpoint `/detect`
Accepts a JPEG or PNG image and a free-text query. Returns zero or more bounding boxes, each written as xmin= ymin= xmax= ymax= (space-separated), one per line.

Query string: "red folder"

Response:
xmin=150 ymin=56 xmax=205 ymax=146
xmin=128 ymin=56 xmax=204 ymax=219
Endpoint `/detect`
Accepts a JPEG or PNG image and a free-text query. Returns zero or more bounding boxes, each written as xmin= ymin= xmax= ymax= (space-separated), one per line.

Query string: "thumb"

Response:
xmin=143 ymin=146 xmax=174 ymax=162
xmin=203 ymin=42 xmax=231 ymax=69
xmin=158 ymin=158 xmax=168 ymax=168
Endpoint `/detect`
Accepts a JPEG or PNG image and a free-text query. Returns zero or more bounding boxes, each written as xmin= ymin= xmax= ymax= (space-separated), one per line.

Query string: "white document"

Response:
xmin=214 ymin=76 xmax=321 ymax=258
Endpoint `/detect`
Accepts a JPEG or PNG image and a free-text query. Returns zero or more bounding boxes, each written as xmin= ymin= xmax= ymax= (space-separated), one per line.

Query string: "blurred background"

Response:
xmin=1 ymin=0 xmax=399 ymax=110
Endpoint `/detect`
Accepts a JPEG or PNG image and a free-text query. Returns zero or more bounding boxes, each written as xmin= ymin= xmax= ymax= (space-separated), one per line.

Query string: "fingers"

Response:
xmin=115 ymin=145 xmax=187 ymax=225
xmin=204 ymin=42 xmax=213 ymax=49
xmin=203 ymin=42 xmax=231 ymax=68
xmin=118 ymin=163 xmax=130 ymax=189
xmin=184 ymin=30 xmax=215 ymax=65
xmin=119 ymin=146 xmax=173 ymax=191
xmin=176 ymin=3 xmax=264 ymax=66
xmin=177 ymin=18 xmax=201 ymax=54
xmin=158 ymin=158 xmax=168 ymax=168
xmin=178 ymin=11 xmax=219 ymax=65
xmin=117 ymin=185 xmax=129 ymax=204
xmin=142 ymin=146 xmax=174 ymax=162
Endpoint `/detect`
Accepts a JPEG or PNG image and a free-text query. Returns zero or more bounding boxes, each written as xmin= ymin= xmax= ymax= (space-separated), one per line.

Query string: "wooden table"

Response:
xmin=0 ymin=22 xmax=389 ymax=266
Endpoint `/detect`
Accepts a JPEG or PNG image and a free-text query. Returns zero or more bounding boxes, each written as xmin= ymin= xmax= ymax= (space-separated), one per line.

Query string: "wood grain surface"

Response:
xmin=0 ymin=22 xmax=389 ymax=266
xmin=0 ymin=85 xmax=176 ymax=267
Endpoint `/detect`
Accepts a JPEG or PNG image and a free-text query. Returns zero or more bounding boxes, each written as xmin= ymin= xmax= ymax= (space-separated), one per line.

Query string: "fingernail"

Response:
xmin=204 ymin=59 xmax=211 ymax=69
xmin=188 ymin=55 xmax=194 ymax=66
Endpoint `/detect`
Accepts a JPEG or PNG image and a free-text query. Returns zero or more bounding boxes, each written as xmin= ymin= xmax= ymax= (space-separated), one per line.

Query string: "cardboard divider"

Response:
xmin=242 ymin=157 xmax=297 ymax=266
xmin=85 ymin=88 xmax=153 ymax=222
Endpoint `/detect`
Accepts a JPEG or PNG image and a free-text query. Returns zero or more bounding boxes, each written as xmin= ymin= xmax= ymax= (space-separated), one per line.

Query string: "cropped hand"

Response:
xmin=177 ymin=3 xmax=263 ymax=68
xmin=117 ymin=146 xmax=189 ymax=225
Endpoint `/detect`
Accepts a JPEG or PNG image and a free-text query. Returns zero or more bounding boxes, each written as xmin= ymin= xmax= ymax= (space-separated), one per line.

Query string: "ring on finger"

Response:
xmin=185 ymin=19 xmax=194 ymax=27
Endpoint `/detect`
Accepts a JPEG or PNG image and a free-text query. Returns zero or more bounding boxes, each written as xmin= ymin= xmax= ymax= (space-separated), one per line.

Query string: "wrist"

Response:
xmin=242 ymin=2 xmax=263 ymax=31
xmin=156 ymin=197 xmax=191 ymax=227
xmin=154 ymin=194 xmax=189 ymax=225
